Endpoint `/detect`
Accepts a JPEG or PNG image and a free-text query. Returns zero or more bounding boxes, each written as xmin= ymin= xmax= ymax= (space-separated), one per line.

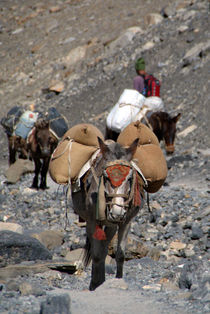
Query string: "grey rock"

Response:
xmin=40 ymin=293 xmax=71 ymax=314
xmin=0 ymin=231 xmax=52 ymax=266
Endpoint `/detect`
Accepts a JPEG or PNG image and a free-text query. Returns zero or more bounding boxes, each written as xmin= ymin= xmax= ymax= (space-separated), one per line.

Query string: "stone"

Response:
xmin=98 ymin=278 xmax=128 ymax=291
xmin=142 ymin=41 xmax=155 ymax=50
xmin=40 ymin=293 xmax=71 ymax=314
xmin=65 ymin=248 xmax=85 ymax=264
xmin=0 ymin=222 xmax=23 ymax=234
xmin=49 ymin=81 xmax=65 ymax=93
xmin=0 ymin=261 xmax=76 ymax=282
xmin=109 ymin=234 xmax=148 ymax=259
xmin=144 ymin=13 xmax=163 ymax=26
xmin=143 ymin=284 xmax=161 ymax=291
xmin=170 ymin=241 xmax=187 ymax=250
xmin=182 ymin=40 xmax=210 ymax=66
xmin=177 ymin=124 xmax=197 ymax=137
xmin=108 ymin=27 xmax=143 ymax=51
xmin=62 ymin=45 xmax=88 ymax=67
xmin=0 ymin=231 xmax=52 ymax=267
xmin=31 ymin=230 xmax=64 ymax=250
xmin=191 ymin=226 xmax=204 ymax=240
xmin=5 ymin=159 xmax=35 ymax=183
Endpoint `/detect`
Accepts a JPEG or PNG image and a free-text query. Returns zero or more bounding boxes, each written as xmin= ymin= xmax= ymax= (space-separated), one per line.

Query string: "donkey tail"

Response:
xmin=83 ymin=236 xmax=92 ymax=268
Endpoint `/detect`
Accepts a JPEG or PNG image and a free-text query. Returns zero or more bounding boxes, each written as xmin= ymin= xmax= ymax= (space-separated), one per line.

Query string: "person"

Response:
xmin=133 ymin=57 xmax=147 ymax=94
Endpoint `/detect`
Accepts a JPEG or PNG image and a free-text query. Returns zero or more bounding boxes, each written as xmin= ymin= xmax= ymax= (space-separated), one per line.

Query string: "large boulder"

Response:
xmin=0 ymin=231 xmax=52 ymax=267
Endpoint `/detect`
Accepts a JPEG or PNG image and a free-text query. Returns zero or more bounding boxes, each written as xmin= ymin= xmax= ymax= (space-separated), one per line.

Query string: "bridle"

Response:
xmin=90 ymin=158 xmax=147 ymax=223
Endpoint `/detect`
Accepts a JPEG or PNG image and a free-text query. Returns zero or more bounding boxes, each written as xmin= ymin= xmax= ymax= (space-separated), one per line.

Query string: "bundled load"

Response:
xmin=49 ymin=123 xmax=104 ymax=185
xmin=117 ymin=121 xmax=168 ymax=193
xmin=1 ymin=106 xmax=39 ymax=139
xmin=45 ymin=107 xmax=69 ymax=139
xmin=15 ymin=111 xmax=39 ymax=139
xmin=134 ymin=96 xmax=164 ymax=123
xmin=1 ymin=106 xmax=25 ymax=136
xmin=106 ymin=89 xmax=145 ymax=133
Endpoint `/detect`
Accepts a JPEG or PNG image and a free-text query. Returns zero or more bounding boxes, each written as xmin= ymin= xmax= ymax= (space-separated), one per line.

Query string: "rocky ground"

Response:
xmin=0 ymin=0 xmax=209 ymax=313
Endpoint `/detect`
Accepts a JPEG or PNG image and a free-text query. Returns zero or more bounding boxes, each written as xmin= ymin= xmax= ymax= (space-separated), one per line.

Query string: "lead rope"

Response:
xmin=62 ymin=138 xmax=74 ymax=230
xmin=147 ymin=192 xmax=151 ymax=212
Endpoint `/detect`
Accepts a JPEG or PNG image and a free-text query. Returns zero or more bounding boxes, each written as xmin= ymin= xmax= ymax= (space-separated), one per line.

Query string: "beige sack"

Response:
xmin=133 ymin=144 xmax=168 ymax=193
xmin=49 ymin=123 xmax=104 ymax=184
xmin=117 ymin=121 xmax=159 ymax=146
xmin=49 ymin=139 xmax=98 ymax=184
xmin=61 ymin=123 xmax=104 ymax=146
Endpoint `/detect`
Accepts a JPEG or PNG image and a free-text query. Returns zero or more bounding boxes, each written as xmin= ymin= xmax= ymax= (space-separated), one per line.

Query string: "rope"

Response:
xmin=51 ymin=137 xmax=73 ymax=160
xmin=61 ymin=138 xmax=74 ymax=230
xmin=119 ymin=102 xmax=142 ymax=109
xmin=130 ymin=160 xmax=148 ymax=188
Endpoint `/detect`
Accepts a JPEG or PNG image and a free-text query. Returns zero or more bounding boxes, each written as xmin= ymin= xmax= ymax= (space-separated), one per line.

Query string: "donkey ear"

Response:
xmin=173 ymin=113 xmax=181 ymax=123
xmin=98 ymin=137 xmax=109 ymax=156
xmin=126 ymin=138 xmax=139 ymax=159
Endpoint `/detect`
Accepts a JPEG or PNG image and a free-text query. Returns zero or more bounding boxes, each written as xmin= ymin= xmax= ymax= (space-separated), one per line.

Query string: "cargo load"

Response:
xmin=117 ymin=121 xmax=167 ymax=193
xmin=45 ymin=107 xmax=68 ymax=139
xmin=49 ymin=123 xmax=104 ymax=185
xmin=106 ymin=89 xmax=145 ymax=133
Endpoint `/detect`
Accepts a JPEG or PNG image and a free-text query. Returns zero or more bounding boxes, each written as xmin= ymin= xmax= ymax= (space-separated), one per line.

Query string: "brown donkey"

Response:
xmin=27 ymin=120 xmax=58 ymax=189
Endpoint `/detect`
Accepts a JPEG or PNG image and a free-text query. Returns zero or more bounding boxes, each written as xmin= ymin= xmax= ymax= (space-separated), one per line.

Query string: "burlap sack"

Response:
xmin=49 ymin=123 xmax=104 ymax=184
xmin=62 ymin=123 xmax=104 ymax=146
xmin=133 ymin=144 xmax=168 ymax=193
xmin=49 ymin=139 xmax=98 ymax=184
xmin=117 ymin=121 xmax=159 ymax=146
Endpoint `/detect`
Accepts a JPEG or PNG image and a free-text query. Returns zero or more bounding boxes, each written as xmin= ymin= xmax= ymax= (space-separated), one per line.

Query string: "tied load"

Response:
xmin=106 ymin=89 xmax=164 ymax=134
xmin=49 ymin=122 xmax=167 ymax=194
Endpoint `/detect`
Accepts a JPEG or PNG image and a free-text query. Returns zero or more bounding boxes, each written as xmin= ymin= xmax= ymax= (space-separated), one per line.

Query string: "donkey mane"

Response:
xmin=35 ymin=119 xmax=49 ymax=130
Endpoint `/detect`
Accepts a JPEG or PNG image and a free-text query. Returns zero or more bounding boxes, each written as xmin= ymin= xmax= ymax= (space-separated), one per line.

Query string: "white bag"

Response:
xmin=134 ymin=96 xmax=164 ymax=122
xmin=144 ymin=96 xmax=164 ymax=111
xmin=106 ymin=89 xmax=145 ymax=133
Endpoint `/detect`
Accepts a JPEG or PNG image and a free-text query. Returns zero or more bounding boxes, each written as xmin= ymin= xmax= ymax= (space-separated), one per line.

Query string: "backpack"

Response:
xmin=143 ymin=75 xmax=161 ymax=97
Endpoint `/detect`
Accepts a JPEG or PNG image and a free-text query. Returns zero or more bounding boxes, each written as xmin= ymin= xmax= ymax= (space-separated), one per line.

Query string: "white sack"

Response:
xmin=106 ymin=89 xmax=145 ymax=133
xmin=134 ymin=96 xmax=164 ymax=122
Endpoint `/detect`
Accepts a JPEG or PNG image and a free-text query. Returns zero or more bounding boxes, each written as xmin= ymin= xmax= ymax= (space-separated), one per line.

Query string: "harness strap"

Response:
xmin=51 ymin=136 xmax=74 ymax=160
xmin=119 ymin=102 xmax=141 ymax=109
xmin=142 ymin=111 xmax=153 ymax=130
xmin=130 ymin=160 xmax=148 ymax=188
xmin=49 ymin=128 xmax=60 ymax=140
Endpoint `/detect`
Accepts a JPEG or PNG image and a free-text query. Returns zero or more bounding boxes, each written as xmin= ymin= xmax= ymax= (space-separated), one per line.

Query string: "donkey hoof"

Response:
xmin=31 ymin=184 xmax=39 ymax=190
xmin=39 ymin=185 xmax=49 ymax=190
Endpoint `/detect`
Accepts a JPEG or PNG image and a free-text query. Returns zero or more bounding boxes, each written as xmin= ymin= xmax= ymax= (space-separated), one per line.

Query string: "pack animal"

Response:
xmin=72 ymin=137 xmax=145 ymax=290
xmin=27 ymin=120 xmax=58 ymax=189
xmin=7 ymin=135 xmax=29 ymax=165
xmin=105 ymin=111 xmax=181 ymax=154
xmin=146 ymin=111 xmax=181 ymax=154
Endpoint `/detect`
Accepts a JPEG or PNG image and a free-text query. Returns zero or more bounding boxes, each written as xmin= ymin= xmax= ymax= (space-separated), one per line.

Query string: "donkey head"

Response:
xmin=34 ymin=120 xmax=57 ymax=157
xmin=162 ymin=113 xmax=181 ymax=154
xmin=98 ymin=137 xmax=139 ymax=222
xmin=150 ymin=112 xmax=181 ymax=154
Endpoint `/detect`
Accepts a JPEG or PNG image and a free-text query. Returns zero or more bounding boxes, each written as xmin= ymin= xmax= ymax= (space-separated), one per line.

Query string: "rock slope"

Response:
xmin=0 ymin=0 xmax=209 ymax=313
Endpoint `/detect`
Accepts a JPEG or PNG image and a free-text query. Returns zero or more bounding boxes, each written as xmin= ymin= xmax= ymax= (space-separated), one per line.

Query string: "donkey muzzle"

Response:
xmin=165 ymin=144 xmax=175 ymax=154
xmin=40 ymin=147 xmax=51 ymax=157
xmin=108 ymin=203 xmax=126 ymax=222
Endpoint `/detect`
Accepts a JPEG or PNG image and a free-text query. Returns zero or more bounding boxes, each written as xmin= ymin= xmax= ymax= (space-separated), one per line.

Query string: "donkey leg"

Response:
xmin=89 ymin=225 xmax=117 ymax=291
xmin=8 ymin=138 xmax=16 ymax=165
xmin=31 ymin=158 xmax=41 ymax=189
xmin=39 ymin=157 xmax=50 ymax=189
xmin=116 ymin=222 xmax=131 ymax=278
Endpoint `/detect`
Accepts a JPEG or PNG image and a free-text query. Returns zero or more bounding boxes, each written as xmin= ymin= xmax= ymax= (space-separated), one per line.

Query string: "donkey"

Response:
xmin=7 ymin=135 xmax=29 ymax=165
xmin=72 ymin=137 xmax=145 ymax=290
xmin=146 ymin=111 xmax=181 ymax=154
xmin=27 ymin=119 xmax=58 ymax=189
xmin=105 ymin=111 xmax=181 ymax=154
